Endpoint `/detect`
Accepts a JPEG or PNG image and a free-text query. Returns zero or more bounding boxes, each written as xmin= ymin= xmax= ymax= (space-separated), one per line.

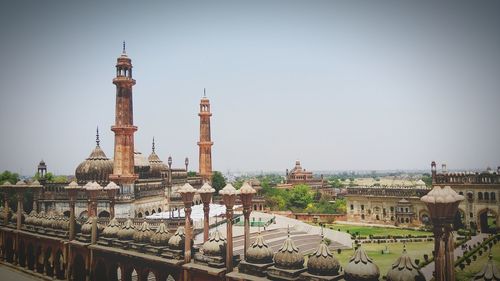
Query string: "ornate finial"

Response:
xmin=258 ymin=224 xmax=261 ymax=234
xmin=403 ymin=242 xmax=407 ymax=253
xmin=287 ymin=225 xmax=290 ymax=237
xmin=96 ymin=126 xmax=100 ymax=146
xmin=321 ymin=225 xmax=324 ymax=239
xmin=122 ymin=41 xmax=126 ymax=53
xmin=152 ymin=137 xmax=155 ymax=153
xmin=215 ymin=216 xmax=218 ymax=230
xmin=203 ymin=88 xmax=206 ymax=97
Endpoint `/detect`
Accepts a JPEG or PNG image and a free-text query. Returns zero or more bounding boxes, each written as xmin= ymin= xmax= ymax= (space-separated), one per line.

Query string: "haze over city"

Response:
xmin=1 ymin=1 xmax=499 ymax=175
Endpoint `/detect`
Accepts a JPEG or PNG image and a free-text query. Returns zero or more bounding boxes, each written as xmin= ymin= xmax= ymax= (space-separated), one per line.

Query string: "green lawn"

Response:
xmin=456 ymin=242 xmax=500 ymax=281
xmin=333 ymin=241 xmax=434 ymax=278
xmin=328 ymin=223 xmax=432 ymax=237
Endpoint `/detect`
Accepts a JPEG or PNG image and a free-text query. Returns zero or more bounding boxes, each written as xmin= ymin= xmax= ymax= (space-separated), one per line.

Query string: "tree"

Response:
xmin=288 ymin=184 xmax=313 ymax=211
xmin=211 ymin=171 xmax=226 ymax=193
xmin=187 ymin=171 xmax=197 ymax=177
xmin=0 ymin=171 xmax=19 ymax=185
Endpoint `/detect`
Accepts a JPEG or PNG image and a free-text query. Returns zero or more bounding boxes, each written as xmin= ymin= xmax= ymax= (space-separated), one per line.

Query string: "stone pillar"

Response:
xmin=444 ymin=225 xmax=455 ymax=281
xmin=239 ymin=182 xmax=256 ymax=260
xmin=220 ymin=184 xmax=239 ymax=273
xmin=91 ymin=217 xmax=97 ymax=245
xmin=242 ymin=206 xmax=251 ymax=259
xmin=226 ymin=205 xmax=234 ymax=272
xmin=16 ymin=192 xmax=23 ymax=230
xmin=3 ymin=193 xmax=8 ymax=225
xmin=109 ymin=198 xmax=115 ymax=219
xmin=69 ymin=197 xmax=76 ymax=240
xmin=203 ymin=202 xmax=210 ymax=242
xmin=433 ymin=225 xmax=445 ymax=281
xmin=184 ymin=204 xmax=192 ymax=263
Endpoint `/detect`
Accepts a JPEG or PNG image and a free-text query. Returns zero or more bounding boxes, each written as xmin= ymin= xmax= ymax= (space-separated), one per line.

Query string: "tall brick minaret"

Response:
xmin=109 ymin=42 xmax=138 ymax=186
xmin=198 ymin=89 xmax=213 ymax=182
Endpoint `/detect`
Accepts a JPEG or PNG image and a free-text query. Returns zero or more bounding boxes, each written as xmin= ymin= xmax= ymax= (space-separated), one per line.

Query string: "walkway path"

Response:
xmin=420 ymin=233 xmax=489 ymax=281
xmin=0 ymin=264 xmax=42 ymax=281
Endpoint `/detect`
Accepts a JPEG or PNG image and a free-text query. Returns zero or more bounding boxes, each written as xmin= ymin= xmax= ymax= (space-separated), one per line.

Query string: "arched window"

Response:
xmin=478 ymin=192 xmax=483 ymax=200
xmin=361 ymin=214 xmax=365 ymax=220
xmin=491 ymin=192 xmax=496 ymax=201
xmin=485 ymin=192 xmax=490 ymax=200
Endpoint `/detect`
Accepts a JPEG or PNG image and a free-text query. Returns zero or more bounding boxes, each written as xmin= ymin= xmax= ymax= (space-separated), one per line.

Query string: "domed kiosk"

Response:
xmin=75 ymin=129 xmax=113 ymax=185
xmin=238 ymin=230 xmax=275 ymax=277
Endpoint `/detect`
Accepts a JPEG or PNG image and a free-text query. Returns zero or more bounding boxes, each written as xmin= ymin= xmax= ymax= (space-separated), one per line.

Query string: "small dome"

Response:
xmin=75 ymin=142 xmax=113 ymax=185
xmin=273 ymin=229 xmax=304 ymax=270
xmin=60 ymin=218 xmax=69 ymax=230
xmin=344 ymin=246 xmax=380 ymax=281
xmin=34 ymin=210 xmax=45 ymax=226
xmin=117 ymin=218 xmax=135 ymax=240
xmin=102 ymin=218 xmax=121 ymax=238
xmin=148 ymin=140 xmax=168 ymax=178
xmin=42 ymin=212 xmax=55 ymax=228
xmin=386 ymin=248 xmax=425 ymax=281
xmin=307 ymin=238 xmax=340 ymax=276
xmin=202 ymin=229 xmax=226 ymax=257
xmin=471 ymin=254 xmax=500 ymax=281
xmin=25 ymin=209 xmax=38 ymax=225
xmin=81 ymin=217 xmax=93 ymax=234
xmin=168 ymin=226 xmax=185 ymax=250
xmin=246 ymin=232 xmax=273 ymax=264
xmin=151 ymin=221 xmax=172 ymax=246
xmin=133 ymin=221 xmax=154 ymax=243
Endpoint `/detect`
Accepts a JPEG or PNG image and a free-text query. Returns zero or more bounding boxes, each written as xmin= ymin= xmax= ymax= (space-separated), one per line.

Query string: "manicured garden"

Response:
xmin=333 ymin=241 xmax=434 ymax=278
xmin=328 ymin=222 xmax=432 ymax=238
xmin=455 ymin=235 xmax=500 ymax=281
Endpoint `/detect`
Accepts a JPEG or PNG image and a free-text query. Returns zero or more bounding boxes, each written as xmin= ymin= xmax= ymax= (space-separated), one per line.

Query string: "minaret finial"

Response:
xmin=287 ymin=225 xmax=290 ymax=237
xmin=204 ymin=88 xmax=206 ymax=97
xmin=96 ymin=126 xmax=100 ymax=146
xmin=152 ymin=137 xmax=155 ymax=153
xmin=122 ymin=41 xmax=126 ymax=54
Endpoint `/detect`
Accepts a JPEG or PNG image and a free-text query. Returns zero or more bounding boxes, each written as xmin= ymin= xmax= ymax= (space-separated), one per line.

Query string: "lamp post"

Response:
xmin=178 ymin=183 xmax=196 ymax=264
xmin=64 ymin=181 xmax=80 ymax=241
xmin=198 ymin=182 xmax=215 ymax=242
xmin=220 ymin=183 xmax=240 ymax=273
xmin=239 ymin=182 xmax=256 ymax=260
xmin=168 ymin=156 xmax=173 ymax=217
xmin=104 ymin=182 xmax=119 ymax=219
xmin=185 ymin=157 xmax=189 ymax=173
xmin=421 ymin=185 xmax=464 ymax=281
xmin=12 ymin=181 xmax=27 ymax=230
xmin=85 ymin=182 xmax=103 ymax=244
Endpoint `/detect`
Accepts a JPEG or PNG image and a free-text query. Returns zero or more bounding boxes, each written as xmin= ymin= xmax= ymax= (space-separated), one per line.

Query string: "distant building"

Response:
xmin=345 ymin=184 xmax=430 ymax=226
xmin=276 ymin=160 xmax=326 ymax=189
xmin=345 ymin=162 xmax=500 ymax=232
xmin=431 ymin=161 xmax=500 ymax=233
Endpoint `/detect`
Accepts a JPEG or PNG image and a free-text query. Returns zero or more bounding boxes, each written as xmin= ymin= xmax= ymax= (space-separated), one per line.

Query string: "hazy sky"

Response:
xmin=1 ymin=1 xmax=499 ymax=175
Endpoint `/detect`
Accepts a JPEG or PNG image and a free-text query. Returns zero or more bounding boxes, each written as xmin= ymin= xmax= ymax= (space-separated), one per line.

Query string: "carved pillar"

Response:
xmin=184 ymin=204 xmax=192 ymax=263
xmin=242 ymin=207 xmax=251 ymax=259
xmin=220 ymin=184 xmax=239 ymax=273
xmin=16 ymin=192 xmax=23 ymax=230
xmin=226 ymin=205 xmax=234 ymax=272
xmin=433 ymin=225 xmax=445 ymax=281
xmin=69 ymin=197 xmax=76 ymax=241
xmin=3 ymin=192 xmax=8 ymax=225
xmin=444 ymin=224 xmax=455 ymax=281
xmin=203 ymin=202 xmax=210 ymax=242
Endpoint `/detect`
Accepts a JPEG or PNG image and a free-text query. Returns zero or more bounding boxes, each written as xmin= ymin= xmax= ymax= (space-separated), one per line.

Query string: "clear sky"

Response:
xmin=0 ymin=1 xmax=499 ymax=176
